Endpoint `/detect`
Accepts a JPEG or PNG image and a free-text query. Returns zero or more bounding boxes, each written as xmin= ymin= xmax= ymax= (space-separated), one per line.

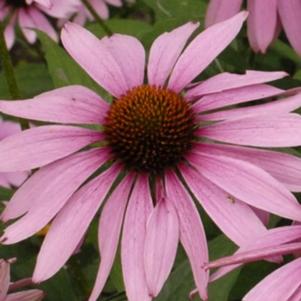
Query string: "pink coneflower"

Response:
xmin=0 ymin=0 xmax=80 ymax=48
xmin=205 ymin=0 xmax=301 ymax=55
xmin=71 ymin=0 xmax=123 ymax=25
xmin=206 ymin=225 xmax=301 ymax=301
xmin=1 ymin=11 xmax=301 ymax=301
xmin=0 ymin=118 xmax=28 ymax=188
xmin=0 ymin=258 xmax=44 ymax=301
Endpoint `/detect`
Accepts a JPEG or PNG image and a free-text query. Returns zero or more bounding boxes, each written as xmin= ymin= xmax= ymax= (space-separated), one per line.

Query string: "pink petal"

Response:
xmin=144 ymin=199 xmax=179 ymax=297
xmin=4 ymin=15 xmax=16 ymax=50
xmin=90 ymin=0 xmax=109 ymax=19
xmin=0 ymin=119 xmax=20 ymax=140
xmin=193 ymin=84 xmax=283 ymax=113
xmin=121 ymin=175 xmax=153 ymax=301
xmin=165 ymin=171 xmax=209 ymax=300
xmin=244 ymin=258 xmax=301 ymax=301
xmin=147 ymin=22 xmax=199 ymax=87
xmin=89 ymin=174 xmax=134 ymax=301
xmin=0 ymin=260 xmax=10 ymax=300
xmin=61 ymin=22 xmax=144 ymax=97
xmin=28 ymin=7 xmax=57 ymax=42
xmin=1 ymin=148 xmax=109 ymax=243
xmin=180 ymin=164 xmax=266 ymax=247
xmin=100 ymin=34 xmax=145 ymax=91
xmin=38 ymin=0 xmax=80 ymax=18
xmin=200 ymin=113 xmax=301 ymax=147
xmin=18 ymin=8 xmax=36 ymax=44
xmin=187 ymin=70 xmax=287 ymax=98
xmin=0 ymin=86 xmax=109 ymax=125
xmin=6 ymin=290 xmax=44 ymax=301
xmin=168 ymin=11 xmax=247 ymax=92
xmin=278 ymin=0 xmax=301 ymax=56
xmin=0 ymin=125 xmax=102 ymax=172
xmin=252 ymin=207 xmax=269 ymax=226
xmin=187 ymin=152 xmax=301 ymax=222
xmin=205 ymin=0 xmax=242 ymax=27
xmin=33 ymin=164 xmax=121 ymax=282
xmin=194 ymin=143 xmax=301 ymax=192
xmin=289 ymin=286 xmax=301 ymax=301
xmin=247 ymin=0 xmax=278 ymax=53
xmin=200 ymin=93 xmax=301 ymax=121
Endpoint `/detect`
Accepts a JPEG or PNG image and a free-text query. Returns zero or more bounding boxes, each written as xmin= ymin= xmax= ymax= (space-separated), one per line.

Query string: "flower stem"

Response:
xmin=81 ymin=0 xmax=113 ymax=36
xmin=0 ymin=21 xmax=29 ymax=130
xmin=0 ymin=22 xmax=20 ymax=99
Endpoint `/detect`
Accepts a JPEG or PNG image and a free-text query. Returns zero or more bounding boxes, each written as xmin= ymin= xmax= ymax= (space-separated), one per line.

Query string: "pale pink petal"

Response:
xmin=0 ymin=86 xmax=109 ymax=125
xmin=200 ymin=93 xmax=301 ymax=120
xmin=193 ymin=84 xmax=283 ymax=113
xmin=0 ymin=119 xmax=20 ymax=140
xmin=1 ymin=148 xmax=109 ymax=242
xmin=200 ymin=114 xmax=301 ymax=147
xmin=31 ymin=0 xmax=51 ymax=7
xmin=105 ymin=0 xmax=122 ymax=6
xmin=168 ymin=12 xmax=247 ymax=92
xmin=194 ymin=143 xmax=301 ymax=192
xmin=6 ymin=290 xmax=44 ymax=301
xmin=289 ymin=286 xmax=301 ymax=301
xmin=121 ymin=175 xmax=153 ymax=301
xmin=247 ymin=0 xmax=278 ymax=53
xmin=188 ymin=152 xmax=301 ymax=222
xmin=5 ymin=171 xmax=28 ymax=188
xmin=205 ymin=0 xmax=242 ymax=27
xmin=0 ymin=260 xmax=10 ymax=301
xmin=180 ymin=164 xmax=267 ymax=246
xmin=28 ymin=7 xmax=57 ymax=42
xmin=100 ymin=34 xmax=145 ymax=90
xmin=0 ymin=174 xmax=10 ymax=188
xmin=165 ymin=171 xmax=209 ymax=300
xmin=211 ymin=225 xmax=301 ymax=281
xmin=39 ymin=0 xmax=80 ymax=18
xmin=244 ymin=258 xmax=301 ymax=301
xmin=4 ymin=15 xmax=16 ymax=50
xmin=89 ymin=174 xmax=134 ymax=301
xmin=33 ymin=164 xmax=121 ymax=282
xmin=0 ymin=125 xmax=102 ymax=172
xmin=90 ymin=0 xmax=109 ymax=19
xmin=61 ymin=22 xmax=143 ymax=97
xmin=187 ymin=70 xmax=287 ymax=97
xmin=144 ymin=199 xmax=179 ymax=297
xmin=278 ymin=0 xmax=301 ymax=56
xmin=18 ymin=8 xmax=36 ymax=44
xmin=147 ymin=22 xmax=199 ymax=87
xmin=252 ymin=208 xmax=269 ymax=226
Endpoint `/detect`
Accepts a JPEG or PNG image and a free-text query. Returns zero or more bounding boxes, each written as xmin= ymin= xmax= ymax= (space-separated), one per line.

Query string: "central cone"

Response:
xmin=104 ymin=85 xmax=195 ymax=174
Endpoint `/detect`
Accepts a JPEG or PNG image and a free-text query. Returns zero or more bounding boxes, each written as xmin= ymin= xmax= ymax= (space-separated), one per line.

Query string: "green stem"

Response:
xmin=81 ymin=0 xmax=113 ymax=36
xmin=0 ymin=22 xmax=20 ymax=99
xmin=0 ymin=21 xmax=29 ymax=130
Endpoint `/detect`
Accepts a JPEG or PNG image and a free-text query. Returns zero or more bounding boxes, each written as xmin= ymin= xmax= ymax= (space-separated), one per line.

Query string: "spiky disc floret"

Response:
xmin=104 ymin=85 xmax=195 ymax=174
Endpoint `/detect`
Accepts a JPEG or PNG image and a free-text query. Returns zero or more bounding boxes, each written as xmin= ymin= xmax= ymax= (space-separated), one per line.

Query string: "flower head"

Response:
xmin=1 ymin=11 xmax=301 ymax=301
xmin=0 ymin=118 xmax=28 ymax=188
xmin=0 ymin=0 xmax=80 ymax=48
xmin=206 ymin=0 xmax=301 ymax=55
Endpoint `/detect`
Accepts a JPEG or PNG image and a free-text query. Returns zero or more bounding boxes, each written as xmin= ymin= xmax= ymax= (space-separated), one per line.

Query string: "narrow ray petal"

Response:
xmin=6 ymin=289 xmax=44 ymax=301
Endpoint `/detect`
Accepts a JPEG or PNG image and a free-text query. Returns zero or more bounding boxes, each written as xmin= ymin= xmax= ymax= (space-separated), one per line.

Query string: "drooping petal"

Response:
xmin=247 ymin=0 xmax=278 ymax=53
xmin=100 ymin=34 xmax=145 ymax=91
xmin=0 ymin=86 xmax=109 ymax=125
xmin=205 ymin=0 xmax=242 ymax=27
xmin=38 ymin=0 xmax=80 ymax=18
xmin=165 ymin=171 xmax=209 ymax=300
xmin=61 ymin=22 xmax=144 ymax=97
xmin=121 ymin=175 xmax=153 ymax=301
xmin=244 ymin=258 xmax=301 ymax=301
xmin=187 ymin=70 xmax=287 ymax=98
xmin=0 ymin=260 xmax=10 ymax=301
xmin=6 ymin=290 xmax=44 ymax=301
xmin=144 ymin=199 xmax=179 ymax=297
xmin=4 ymin=15 xmax=16 ymax=50
xmin=199 ymin=114 xmax=301 ymax=147
xmin=89 ymin=174 xmax=134 ymax=301
xmin=180 ymin=164 xmax=267 ymax=246
xmin=90 ymin=0 xmax=109 ymax=19
xmin=33 ymin=164 xmax=121 ymax=282
xmin=0 ymin=125 xmax=102 ymax=172
xmin=194 ymin=143 xmax=301 ymax=192
xmin=187 ymin=152 xmax=301 ymax=222
xmin=278 ymin=0 xmax=301 ymax=56
xmin=18 ymin=8 xmax=36 ymax=43
xmin=1 ymin=148 xmax=109 ymax=243
xmin=193 ymin=84 xmax=283 ymax=113
xmin=168 ymin=11 xmax=247 ymax=92
xmin=201 ymin=93 xmax=301 ymax=121
xmin=147 ymin=22 xmax=199 ymax=87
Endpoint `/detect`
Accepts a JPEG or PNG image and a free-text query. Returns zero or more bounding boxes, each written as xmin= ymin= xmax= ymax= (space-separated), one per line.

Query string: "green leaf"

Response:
xmin=0 ymin=187 xmax=13 ymax=201
xmin=37 ymin=31 xmax=105 ymax=97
